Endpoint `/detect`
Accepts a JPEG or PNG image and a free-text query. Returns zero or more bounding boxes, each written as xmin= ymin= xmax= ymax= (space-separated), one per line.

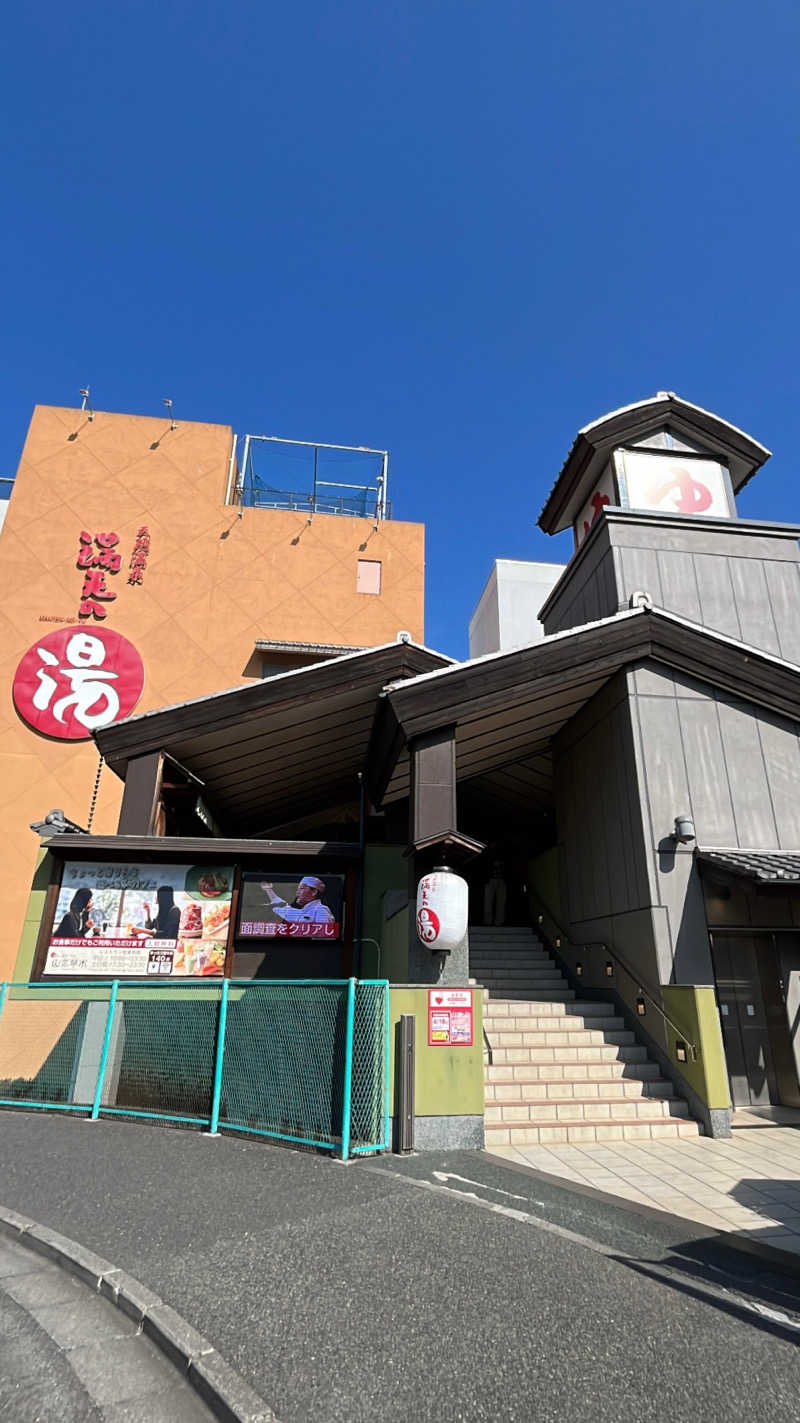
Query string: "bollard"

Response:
xmin=397 ymin=1013 xmax=415 ymax=1153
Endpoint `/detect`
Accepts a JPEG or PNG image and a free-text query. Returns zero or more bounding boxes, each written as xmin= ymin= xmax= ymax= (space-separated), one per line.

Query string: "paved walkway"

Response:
xmin=0 ymin=1233 xmax=215 ymax=1422
xmin=489 ymin=1117 xmax=800 ymax=1253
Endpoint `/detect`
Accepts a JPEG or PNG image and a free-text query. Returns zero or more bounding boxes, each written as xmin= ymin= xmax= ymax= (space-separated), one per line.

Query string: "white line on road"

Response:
xmin=432 ymin=1170 xmax=527 ymax=1200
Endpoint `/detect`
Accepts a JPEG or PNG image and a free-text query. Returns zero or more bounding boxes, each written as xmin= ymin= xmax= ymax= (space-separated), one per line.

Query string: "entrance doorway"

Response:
xmin=709 ymin=932 xmax=800 ymax=1109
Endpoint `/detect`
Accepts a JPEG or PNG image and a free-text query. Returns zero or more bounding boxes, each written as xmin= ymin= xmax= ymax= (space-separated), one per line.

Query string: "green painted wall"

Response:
xmin=662 ymin=985 xmax=731 ymax=1110
xmin=362 ymin=846 xmax=408 ymax=978
xmin=388 ymin=986 xmax=484 ymax=1117
xmin=382 ymin=904 xmax=410 ymax=984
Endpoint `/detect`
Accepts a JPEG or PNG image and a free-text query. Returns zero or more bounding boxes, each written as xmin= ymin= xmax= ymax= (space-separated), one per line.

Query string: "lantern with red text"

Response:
xmin=416 ymin=868 xmax=468 ymax=953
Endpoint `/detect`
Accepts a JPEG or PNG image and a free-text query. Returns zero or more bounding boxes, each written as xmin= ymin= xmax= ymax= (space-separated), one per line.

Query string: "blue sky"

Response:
xmin=2 ymin=2 xmax=799 ymax=657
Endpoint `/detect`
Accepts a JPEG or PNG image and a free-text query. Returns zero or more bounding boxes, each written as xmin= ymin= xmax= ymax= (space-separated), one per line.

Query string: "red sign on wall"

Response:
xmin=13 ymin=625 xmax=145 ymax=741
xmin=428 ymin=989 xmax=474 ymax=1046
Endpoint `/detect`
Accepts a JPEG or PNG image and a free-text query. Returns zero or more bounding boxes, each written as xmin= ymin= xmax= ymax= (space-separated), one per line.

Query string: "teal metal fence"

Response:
xmin=0 ymin=979 xmax=390 ymax=1160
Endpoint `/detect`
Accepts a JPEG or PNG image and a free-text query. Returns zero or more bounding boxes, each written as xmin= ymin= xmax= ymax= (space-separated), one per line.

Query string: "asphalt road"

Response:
xmin=0 ymin=1112 xmax=799 ymax=1422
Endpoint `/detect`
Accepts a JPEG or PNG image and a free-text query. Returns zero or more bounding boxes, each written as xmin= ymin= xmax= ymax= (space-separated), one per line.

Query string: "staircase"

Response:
xmin=472 ymin=926 xmax=700 ymax=1147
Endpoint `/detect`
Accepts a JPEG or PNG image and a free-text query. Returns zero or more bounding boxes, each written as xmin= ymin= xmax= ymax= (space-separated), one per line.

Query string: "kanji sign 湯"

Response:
xmin=13 ymin=625 xmax=145 ymax=741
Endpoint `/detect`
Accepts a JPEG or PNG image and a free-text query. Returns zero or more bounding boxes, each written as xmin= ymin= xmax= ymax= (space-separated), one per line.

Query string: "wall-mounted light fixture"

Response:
xmin=672 ymin=814 xmax=696 ymax=844
xmin=635 ymin=994 xmax=646 ymax=1016
xmin=555 ymin=937 xmax=561 ymax=948
xmin=605 ymin=961 xmax=614 ymax=977
xmin=675 ymin=1040 xmax=688 ymax=1063
xmin=575 ymin=962 xmax=583 ymax=977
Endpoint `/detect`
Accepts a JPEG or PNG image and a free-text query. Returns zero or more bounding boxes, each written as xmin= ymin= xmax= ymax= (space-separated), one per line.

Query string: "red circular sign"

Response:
xmin=417 ymin=905 xmax=441 ymax=944
xmin=13 ymin=625 xmax=145 ymax=741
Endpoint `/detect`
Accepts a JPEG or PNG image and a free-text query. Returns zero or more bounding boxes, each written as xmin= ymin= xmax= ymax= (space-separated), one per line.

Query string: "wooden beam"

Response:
xmin=117 ymin=752 xmax=165 ymax=835
xmin=409 ymin=725 xmax=457 ymax=848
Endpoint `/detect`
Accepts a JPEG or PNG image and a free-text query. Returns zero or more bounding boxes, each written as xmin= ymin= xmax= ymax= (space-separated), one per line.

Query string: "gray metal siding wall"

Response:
xmin=612 ymin=545 xmax=800 ymax=658
xmin=541 ymin=513 xmax=800 ymax=661
xmin=629 ymin=663 xmax=800 ymax=983
xmin=541 ymin=529 xmax=619 ymax=635
xmin=553 ymin=673 xmax=663 ymax=992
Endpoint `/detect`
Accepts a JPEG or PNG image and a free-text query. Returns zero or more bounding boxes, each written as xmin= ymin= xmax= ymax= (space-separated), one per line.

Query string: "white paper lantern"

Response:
xmin=416 ymin=867 xmax=468 ymax=952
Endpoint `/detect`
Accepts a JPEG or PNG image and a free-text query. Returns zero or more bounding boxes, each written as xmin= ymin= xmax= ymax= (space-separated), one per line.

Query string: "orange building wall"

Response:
xmin=0 ymin=404 xmax=425 ymax=978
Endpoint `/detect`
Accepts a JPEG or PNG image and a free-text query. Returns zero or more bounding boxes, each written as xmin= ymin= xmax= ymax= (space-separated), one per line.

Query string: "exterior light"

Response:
xmin=635 ymin=994 xmax=646 ymax=1016
xmin=575 ymin=962 xmax=583 ymax=977
xmin=555 ymin=936 xmax=561 ymax=948
xmin=675 ymin=1041 xmax=688 ymax=1063
xmin=673 ymin=815 xmax=695 ymax=844
xmin=605 ymin=961 xmax=614 ymax=976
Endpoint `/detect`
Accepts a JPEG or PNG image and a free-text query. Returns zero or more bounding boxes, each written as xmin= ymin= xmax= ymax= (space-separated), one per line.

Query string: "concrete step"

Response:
xmin=466 ymin=922 xmax=535 ymax=933
xmin=484 ymin=1014 xmax=625 ymax=1034
xmin=485 ymin=1095 xmax=690 ymax=1123
xmin=470 ymin=955 xmax=556 ymax=968
xmin=484 ymin=1118 xmax=701 ymax=1145
xmin=484 ymin=989 xmax=576 ymax=1002
xmin=482 ymin=998 xmax=617 ymax=1018
xmin=469 ymin=967 xmax=558 ymax=979
xmin=480 ymin=980 xmax=569 ymax=995
xmin=484 ymin=1028 xmax=637 ymax=1049
xmin=485 ymin=1074 xmax=677 ymax=1101
xmin=485 ymin=1042 xmax=649 ymax=1065
xmin=483 ymin=1059 xmax=664 ymax=1083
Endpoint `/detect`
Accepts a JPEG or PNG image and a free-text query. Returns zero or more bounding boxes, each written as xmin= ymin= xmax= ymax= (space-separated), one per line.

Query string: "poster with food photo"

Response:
xmin=44 ymin=862 xmax=234 ymax=978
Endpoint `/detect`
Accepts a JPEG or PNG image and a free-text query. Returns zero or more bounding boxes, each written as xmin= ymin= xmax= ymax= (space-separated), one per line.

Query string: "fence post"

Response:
xmin=383 ymin=983 xmax=391 ymax=1150
xmin=91 ymin=980 xmax=119 ymax=1120
xmin=206 ymin=979 xmax=230 ymax=1137
xmin=340 ymin=978 xmax=357 ymax=1161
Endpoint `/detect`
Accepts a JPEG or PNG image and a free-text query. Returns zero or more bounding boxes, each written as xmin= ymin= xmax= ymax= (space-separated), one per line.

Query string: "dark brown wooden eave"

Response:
xmin=95 ymin=642 xmax=451 ymax=776
xmin=40 ymin=834 xmax=361 ymax=861
xmin=375 ymin=608 xmax=800 ymax=804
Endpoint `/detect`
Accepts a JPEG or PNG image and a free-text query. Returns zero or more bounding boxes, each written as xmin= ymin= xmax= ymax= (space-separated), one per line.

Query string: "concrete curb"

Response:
xmin=0 ymin=1203 xmax=278 ymax=1422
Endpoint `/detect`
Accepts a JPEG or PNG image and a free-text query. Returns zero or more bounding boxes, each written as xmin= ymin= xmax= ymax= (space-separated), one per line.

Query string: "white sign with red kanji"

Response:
xmin=428 ymin=988 xmax=474 ymax=1046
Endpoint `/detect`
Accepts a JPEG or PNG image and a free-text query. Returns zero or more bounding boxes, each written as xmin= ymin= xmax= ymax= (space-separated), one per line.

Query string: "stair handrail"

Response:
xmin=529 ymin=895 xmax=698 ymax=1061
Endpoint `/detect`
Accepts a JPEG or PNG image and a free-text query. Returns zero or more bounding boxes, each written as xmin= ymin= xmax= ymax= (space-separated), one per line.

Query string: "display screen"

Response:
xmin=238 ymin=871 xmax=344 ymax=940
xmin=44 ymin=861 xmax=234 ymax=978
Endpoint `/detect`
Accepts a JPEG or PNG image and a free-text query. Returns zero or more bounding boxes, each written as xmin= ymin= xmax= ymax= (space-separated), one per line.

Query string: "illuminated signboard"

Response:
xmin=238 ymin=871 xmax=344 ymax=940
xmin=43 ymin=861 xmax=234 ymax=978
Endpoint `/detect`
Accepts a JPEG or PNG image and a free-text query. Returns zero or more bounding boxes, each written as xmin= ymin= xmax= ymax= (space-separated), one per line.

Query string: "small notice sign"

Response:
xmin=427 ymin=988 xmax=474 ymax=1047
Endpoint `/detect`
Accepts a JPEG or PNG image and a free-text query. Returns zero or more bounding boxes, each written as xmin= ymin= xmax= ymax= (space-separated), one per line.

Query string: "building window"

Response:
xmin=357 ymin=560 xmax=382 ymax=595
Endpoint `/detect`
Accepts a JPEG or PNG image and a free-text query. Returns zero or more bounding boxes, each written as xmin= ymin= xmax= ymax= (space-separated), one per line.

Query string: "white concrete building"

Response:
xmin=468 ymin=559 xmax=565 ymax=656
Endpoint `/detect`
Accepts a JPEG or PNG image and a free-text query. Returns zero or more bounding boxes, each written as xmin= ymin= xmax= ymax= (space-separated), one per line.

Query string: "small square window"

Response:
xmin=357 ymin=559 xmax=382 ymax=595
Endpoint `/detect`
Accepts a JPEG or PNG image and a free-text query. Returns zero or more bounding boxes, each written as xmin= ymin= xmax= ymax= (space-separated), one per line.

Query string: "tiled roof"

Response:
xmin=698 ymin=849 xmax=800 ymax=883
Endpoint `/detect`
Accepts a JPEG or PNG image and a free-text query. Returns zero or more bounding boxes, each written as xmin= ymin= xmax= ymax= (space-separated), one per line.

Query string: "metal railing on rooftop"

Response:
xmin=233 ymin=435 xmax=390 ymax=522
